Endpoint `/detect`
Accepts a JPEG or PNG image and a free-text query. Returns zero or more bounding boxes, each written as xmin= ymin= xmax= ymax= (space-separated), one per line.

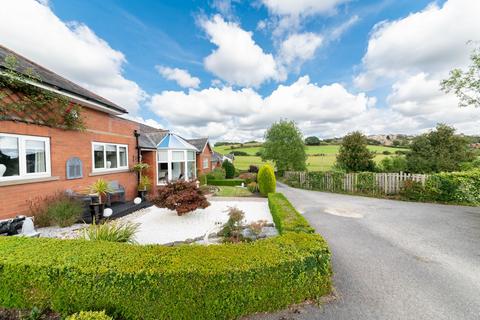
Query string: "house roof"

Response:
xmin=137 ymin=124 xmax=169 ymax=150
xmin=211 ymin=151 xmax=223 ymax=162
xmin=186 ymin=138 xmax=209 ymax=153
xmin=0 ymin=45 xmax=127 ymax=115
xmin=158 ymin=133 xmax=198 ymax=151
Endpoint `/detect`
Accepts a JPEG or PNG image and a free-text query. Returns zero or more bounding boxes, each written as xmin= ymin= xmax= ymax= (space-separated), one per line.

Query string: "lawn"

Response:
xmin=214 ymin=186 xmax=253 ymax=197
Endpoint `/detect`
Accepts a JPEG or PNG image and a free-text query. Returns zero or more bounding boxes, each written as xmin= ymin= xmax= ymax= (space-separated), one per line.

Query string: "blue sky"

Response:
xmin=1 ymin=0 xmax=478 ymax=141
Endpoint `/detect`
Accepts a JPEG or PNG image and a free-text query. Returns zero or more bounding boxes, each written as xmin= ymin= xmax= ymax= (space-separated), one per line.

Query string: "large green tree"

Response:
xmin=336 ymin=131 xmax=375 ymax=172
xmin=262 ymin=120 xmax=307 ymax=173
xmin=305 ymin=136 xmax=321 ymax=146
xmin=441 ymin=46 xmax=480 ymax=108
xmin=406 ymin=124 xmax=474 ymax=173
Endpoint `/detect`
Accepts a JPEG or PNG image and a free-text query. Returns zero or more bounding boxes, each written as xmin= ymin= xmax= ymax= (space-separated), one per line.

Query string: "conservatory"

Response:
xmin=156 ymin=133 xmax=198 ymax=185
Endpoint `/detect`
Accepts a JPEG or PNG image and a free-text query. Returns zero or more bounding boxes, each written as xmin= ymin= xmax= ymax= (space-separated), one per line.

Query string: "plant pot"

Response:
xmin=138 ymin=190 xmax=148 ymax=200
xmin=89 ymin=194 xmax=100 ymax=205
xmin=89 ymin=203 xmax=105 ymax=222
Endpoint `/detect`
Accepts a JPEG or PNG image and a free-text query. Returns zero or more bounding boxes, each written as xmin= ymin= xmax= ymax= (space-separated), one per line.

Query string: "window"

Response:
xmin=66 ymin=157 xmax=82 ymax=179
xmin=203 ymin=157 xmax=209 ymax=169
xmin=157 ymin=150 xmax=168 ymax=184
xmin=92 ymin=142 xmax=128 ymax=172
xmin=0 ymin=133 xmax=51 ymax=181
xmin=157 ymin=150 xmax=196 ymax=185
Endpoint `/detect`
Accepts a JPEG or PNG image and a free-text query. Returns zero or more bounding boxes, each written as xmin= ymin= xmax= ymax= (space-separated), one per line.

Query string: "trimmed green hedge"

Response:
xmin=0 ymin=233 xmax=331 ymax=320
xmin=66 ymin=311 xmax=113 ymax=320
xmin=268 ymin=193 xmax=315 ymax=234
xmin=207 ymin=178 xmax=245 ymax=186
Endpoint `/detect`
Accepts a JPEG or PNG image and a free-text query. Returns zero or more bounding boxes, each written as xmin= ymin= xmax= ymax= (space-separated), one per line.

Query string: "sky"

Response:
xmin=0 ymin=0 xmax=479 ymax=141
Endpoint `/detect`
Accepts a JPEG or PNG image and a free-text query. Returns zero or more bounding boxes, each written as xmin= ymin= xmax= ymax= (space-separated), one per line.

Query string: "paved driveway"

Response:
xmin=250 ymin=183 xmax=480 ymax=320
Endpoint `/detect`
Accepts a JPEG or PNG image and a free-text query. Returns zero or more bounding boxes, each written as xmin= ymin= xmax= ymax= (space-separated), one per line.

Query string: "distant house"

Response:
xmin=211 ymin=151 xmax=234 ymax=168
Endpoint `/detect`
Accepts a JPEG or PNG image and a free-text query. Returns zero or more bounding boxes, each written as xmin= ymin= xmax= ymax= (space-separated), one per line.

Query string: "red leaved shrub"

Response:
xmin=151 ymin=181 xmax=210 ymax=216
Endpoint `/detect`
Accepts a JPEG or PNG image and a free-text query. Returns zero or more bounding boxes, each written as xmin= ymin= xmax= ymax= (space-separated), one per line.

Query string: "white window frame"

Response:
xmin=0 ymin=133 xmax=51 ymax=182
xmin=156 ymin=149 xmax=197 ymax=185
xmin=91 ymin=142 xmax=129 ymax=173
xmin=203 ymin=157 xmax=209 ymax=169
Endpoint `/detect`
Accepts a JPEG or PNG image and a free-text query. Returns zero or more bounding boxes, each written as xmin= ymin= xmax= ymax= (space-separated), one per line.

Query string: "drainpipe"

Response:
xmin=134 ymin=130 xmax=141 ymax=184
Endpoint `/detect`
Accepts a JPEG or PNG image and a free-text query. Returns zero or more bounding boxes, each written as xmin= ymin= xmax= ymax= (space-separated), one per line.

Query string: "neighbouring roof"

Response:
xmin=186 ymin=138 xmax=209 ymax=153
xmin=0 ymin=45 xmax=127 ymax=114
xmin=211 ymin=151 xmax=223 ymax=162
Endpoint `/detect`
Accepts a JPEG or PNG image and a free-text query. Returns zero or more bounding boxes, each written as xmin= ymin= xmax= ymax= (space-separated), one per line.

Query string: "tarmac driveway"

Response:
xmin=249 ymin=183 xmax=480 ymax=320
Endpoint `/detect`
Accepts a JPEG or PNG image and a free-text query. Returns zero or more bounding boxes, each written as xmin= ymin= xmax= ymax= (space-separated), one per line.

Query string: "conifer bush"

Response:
xmin=258 ymin=164 xmax=276 ymax=196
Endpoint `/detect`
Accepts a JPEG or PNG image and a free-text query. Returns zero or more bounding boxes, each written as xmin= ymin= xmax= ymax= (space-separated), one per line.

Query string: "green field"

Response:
xmin=214 ymin=143 xmax=404 ymax=171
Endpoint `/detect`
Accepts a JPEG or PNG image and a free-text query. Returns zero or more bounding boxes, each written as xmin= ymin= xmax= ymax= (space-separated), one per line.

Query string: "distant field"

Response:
xmin=232 ymin=154 xmax=392 ymax=171
xmin=214 ymin=144 xmax=404 ymax=156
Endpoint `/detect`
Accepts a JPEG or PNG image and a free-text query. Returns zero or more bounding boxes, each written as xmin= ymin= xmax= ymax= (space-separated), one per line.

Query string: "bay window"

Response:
xmin=157 ymin=149 xmax=197 ymax=185
xmin=92 ymin=142 xmax=128 ymax=172
xmin=0 ymin=133 xmax=51 ymax=181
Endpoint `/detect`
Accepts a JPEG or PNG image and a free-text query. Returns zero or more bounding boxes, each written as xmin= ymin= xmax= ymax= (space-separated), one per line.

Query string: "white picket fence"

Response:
xmin=284 ymin=171 xmax=428 ymax=195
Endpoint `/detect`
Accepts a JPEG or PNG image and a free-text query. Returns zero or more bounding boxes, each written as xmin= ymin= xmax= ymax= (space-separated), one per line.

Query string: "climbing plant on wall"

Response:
xmin=0 ymin=54 xmax=84 ymax=130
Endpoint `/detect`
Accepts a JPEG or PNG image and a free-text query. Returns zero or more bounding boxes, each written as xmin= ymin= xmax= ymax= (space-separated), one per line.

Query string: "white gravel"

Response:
xmin=117 ymin=199 xmax=273 ymax=245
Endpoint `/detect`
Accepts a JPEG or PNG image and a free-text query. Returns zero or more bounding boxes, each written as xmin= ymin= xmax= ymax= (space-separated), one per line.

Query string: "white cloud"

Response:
xmin=355 ymin=0 xmax=480 ymax=89
xmin=261 ymin=0 xmax=350 ymax=17
xmin=0 ymin=0 xmax=146 ymax=113
xmin=156 ymin=66 xmax=201 ymax=88
xmin=201 ymin=15 xmax=280 ymax=87
xmin=278 ymin=32 xmax=323 ymax=66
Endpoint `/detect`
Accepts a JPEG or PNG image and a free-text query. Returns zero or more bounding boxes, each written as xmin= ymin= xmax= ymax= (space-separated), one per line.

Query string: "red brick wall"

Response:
xmin=0 ymin=107 xmax=139 ymax=220
xmin=140 ymin=150 xmax=157 ymax=196
xmin=196 ymin=143 xmax=213 ymax=175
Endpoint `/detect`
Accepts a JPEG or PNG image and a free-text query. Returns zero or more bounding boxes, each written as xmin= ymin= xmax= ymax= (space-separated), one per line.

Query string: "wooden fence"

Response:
xmin=284 ymin=171 xmax=429 ymax=195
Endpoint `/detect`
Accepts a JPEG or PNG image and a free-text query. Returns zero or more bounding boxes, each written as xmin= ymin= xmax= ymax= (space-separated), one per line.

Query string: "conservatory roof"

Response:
xmin=157 ymin=133 xmax=198 ymax=151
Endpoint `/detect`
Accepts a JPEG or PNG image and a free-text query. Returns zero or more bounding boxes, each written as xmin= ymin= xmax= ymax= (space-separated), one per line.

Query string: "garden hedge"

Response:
xmin=268 ymin=193 xmax=315 ymax=234
xmin=207 ymin=178 xmax=245 ymax=186
xmin=0 ymin=233 xmax=331 ymax=319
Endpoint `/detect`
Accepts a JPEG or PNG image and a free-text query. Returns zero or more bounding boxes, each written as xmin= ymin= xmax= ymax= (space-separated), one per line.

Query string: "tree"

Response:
xmin=406 ymin=124 xmax=474 ymax=173
xmin=151 ymin=181 xmax=210 ymax=216
xmin=441 ymin=46 xmax=480 ymax=108
xmin=379 ymin=156 xmax=408 ymax=173
xmin=262 ymin=120 xmax=307 ymax=173
xmin=222 ymin=160 xmax=235 ymax=178
xmin=305 ymin=136 xmax=321 ymax=146
xmin=336 ymin=131 xmax=376 ymax=172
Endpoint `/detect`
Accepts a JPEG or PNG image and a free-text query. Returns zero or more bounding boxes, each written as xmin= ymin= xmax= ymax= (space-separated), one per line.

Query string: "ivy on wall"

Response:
xmin=0 ymin=54 xmax=84 ymax=130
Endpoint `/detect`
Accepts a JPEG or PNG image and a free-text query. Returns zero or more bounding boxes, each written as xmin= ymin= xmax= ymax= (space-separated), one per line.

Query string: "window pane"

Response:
xmin=203 ymin=158 xmax=209 ymax=169
xmin=119 ymin=146 xmax=127 ymax=167
xmin=26 ymin=140 xmax=46 ymax=173
xmin=0 ymin=136 xmax=19 ymax=177
xmin=106 ymin=145 xmax=118 ymax=169
xmin=187 ymin=151 xmax=195 ymax=161
xmin=158 ymin=162 xmax=168 ymax=183
xmin=171 ymin=162 xmax=185 ymax=181
xmin=172 ymin=151 xmax=184 ymax=161
xmin=158 ymin=150 xmax=168 ymax=162
xmin=94 ymin=145 xmax=104 ymax=169
xmin=187 ymin=161 xmax=195 ymax=179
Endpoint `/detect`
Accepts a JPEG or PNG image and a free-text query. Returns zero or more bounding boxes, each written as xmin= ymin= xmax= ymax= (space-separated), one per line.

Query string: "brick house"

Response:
xmin=0 ymin=45 xmax=211 ymax=219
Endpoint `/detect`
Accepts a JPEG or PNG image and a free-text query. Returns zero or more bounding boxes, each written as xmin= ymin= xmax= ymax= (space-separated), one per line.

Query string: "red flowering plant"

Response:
xmin=151 ymin=180 xmax=210 ymax=216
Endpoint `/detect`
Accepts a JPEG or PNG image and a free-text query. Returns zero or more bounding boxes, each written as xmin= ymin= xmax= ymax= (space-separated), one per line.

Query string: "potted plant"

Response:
xmin=133 ymin=162 xmax=150 ymax=199
xmin=89 ymin=179 xmax=113 ymax=219
xmin=138 ymin=175 xmax=151 ymax=200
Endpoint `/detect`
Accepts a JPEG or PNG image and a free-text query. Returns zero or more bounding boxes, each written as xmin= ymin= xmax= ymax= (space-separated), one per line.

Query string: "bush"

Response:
xmin=29 ymin=193 xmax=84 ymax=227
xmin=231 ymin=151 xmax=248 ymax=156
xmin=379 ymin=156 xmax=408 ymax=173
xmin=207 ymin=179 xmax=245 ymax=186
xmin=67 ymin=311 xmax=113 ymax=320
xmin=238 ymin=172 xmax=256 ymax=184
xmin=247 ymin=182 xmax=258 ymax=193
xmin=268 ymin=193 xmax=314 ymax=234
xmin=382 ymin=150 xmax=391 ymax=155
xmin=82 ymin=221 xmax=139 ymax=244
xmin=220 ymin=207 xmax=246 ymax=243
xmin=207 ymin=167 xmax=226 ymax=180
xmin=249 ymin=165 xmax=259 ymax=173
xmin=0 ymin=233 xmax=331 ymax=320
xmin=222 ymin=160 xmax=236 ymax=179
xmin=151 ymin=181 xmax=210 ymax=215
xmin=198 ymin=174 xmax=208 ymax=186
xmin=258 ymin=164 xmax=276 ymax=196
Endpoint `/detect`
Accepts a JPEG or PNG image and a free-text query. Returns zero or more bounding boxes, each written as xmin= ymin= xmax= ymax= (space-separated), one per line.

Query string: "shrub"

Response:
xmin=83 ymin=221 xmax=139 ymax=244
xmin=247 ymin=182 xmax=258 ymax=193
xmin=222 ymin=160 xmax=236 ymax=179
xmin=268 ymin=193 xmax=314 ymax=234
xmin=379 ymin=156 xmax=408 ymax=173
xmin=29 ymin=193 xmax=83 ymax=228
xmin=382 ymin=150 xmax=391 ymax=155
xmin=220 ymin=207 xmax=246 ymax=243
xmin=238 ymin=172 xmax=256 ymax=184
xmin=207 ymin=179 xmax=245 ymax=187
xmin=198 ymin=174 xmax=208 ymax=186
xmin=248 ymin=220 xmax=267 ymax=236
xmin=400 ymin=180 xmax=428 ymax=202
xmin=151 ymin=180 xmax=210 ymax=215
xmin=207 ymin=167 xmax=226 ymax=180
xmin=231 ymin=151 xmax=248 ymax=156
xmin=249 ymin=165 xmax=259 ymax=173
xmin=336 ymin=131 xmax=376 ymax=172
xmin=67 ymin=311 xmax=113 ymax=320
xmin=258 ymin=164 xmax=276 ymax=196
xmin=0 ymin=233 xmax=331 ymax=320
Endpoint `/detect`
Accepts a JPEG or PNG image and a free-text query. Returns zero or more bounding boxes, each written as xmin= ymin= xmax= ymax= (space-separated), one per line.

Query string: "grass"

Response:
xmin=214 ymin=186 xmax=253 ymax=197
